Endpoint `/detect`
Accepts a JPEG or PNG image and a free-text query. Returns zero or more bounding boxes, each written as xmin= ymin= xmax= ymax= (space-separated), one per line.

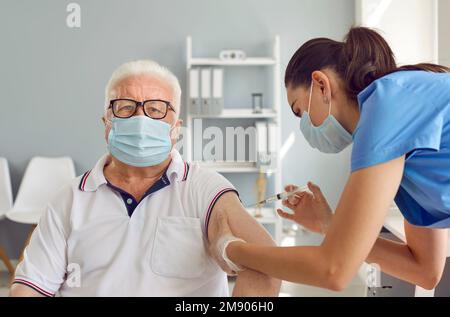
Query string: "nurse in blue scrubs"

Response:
xmin=212 ymin=27 xmax=450 ymax=291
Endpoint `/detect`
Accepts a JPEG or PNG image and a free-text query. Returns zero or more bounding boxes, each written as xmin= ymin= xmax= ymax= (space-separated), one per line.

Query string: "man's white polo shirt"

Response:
xmin=13 ymin=149 xmax=238 ymax=297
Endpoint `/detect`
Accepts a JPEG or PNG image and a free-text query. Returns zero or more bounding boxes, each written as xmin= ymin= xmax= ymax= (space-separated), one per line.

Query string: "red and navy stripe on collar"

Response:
xmin=78 ymin=170 xmax=91 ymax=192
xmin=79 ymin=161 xmax=189 ymax=192
xmin=182 ymin=162 xmax=190 ymax=181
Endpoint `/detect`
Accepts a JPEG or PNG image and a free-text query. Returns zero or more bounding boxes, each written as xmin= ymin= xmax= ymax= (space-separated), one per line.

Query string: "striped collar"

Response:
xmin=79 ymin=149 xmax=189 ymax=192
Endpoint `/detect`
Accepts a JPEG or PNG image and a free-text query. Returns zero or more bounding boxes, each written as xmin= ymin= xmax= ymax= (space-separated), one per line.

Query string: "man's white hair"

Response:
xmin=105 ymin=59 xmax=181 ymax=116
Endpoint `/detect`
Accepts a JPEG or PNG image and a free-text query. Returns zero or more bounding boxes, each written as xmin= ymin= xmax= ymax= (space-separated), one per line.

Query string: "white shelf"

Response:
xmin=190 ymin=57 xmax=276 ymax=66
xmin=186 ymin=35 xmax=283 ymax=244
xmin=191 ymin=108 xmax=277 ymax=119
xmin=195 ymin=161 xmax=276 ymax=174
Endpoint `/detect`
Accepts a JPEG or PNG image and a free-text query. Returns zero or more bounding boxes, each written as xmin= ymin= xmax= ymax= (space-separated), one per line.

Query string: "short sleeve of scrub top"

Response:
xmin=351 ymin=71 xmax=450 ymax=227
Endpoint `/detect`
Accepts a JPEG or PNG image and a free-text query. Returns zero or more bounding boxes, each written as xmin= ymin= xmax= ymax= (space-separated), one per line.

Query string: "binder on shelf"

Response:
xmin=256 ymin=121 xmax=270 ymax=168
xmin=212 ymin=68 xmax=224 ymax=115
xmin=256 ymin=121 xmax=267 ymax=153
xmin=268 ymin=123 xmax=277 ymax=154
xmin=200 ymin=68 xmax=212 ymax=114
xmin=267 ymin=123 xmax=278 ymax=169
xmin=189 ymin=68 xmax=201 ymax=114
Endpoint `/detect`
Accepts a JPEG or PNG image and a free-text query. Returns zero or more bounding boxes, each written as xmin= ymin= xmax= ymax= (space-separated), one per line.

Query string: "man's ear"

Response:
xmin=102 ymin=115 xmax=112 ymax=144
xmin=311 ymin=71 xmax=332 ymax=103
xmin=170 ymin=119 xmax=183 ymax=142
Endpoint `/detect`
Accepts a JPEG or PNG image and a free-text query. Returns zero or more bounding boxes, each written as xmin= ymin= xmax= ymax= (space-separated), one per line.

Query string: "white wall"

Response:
xmin=439 ymin=0 xmax=450 ymax=67
xmin=0 ymin=0 xmax=355 ymax=259
xmin=356 ymin=0 xmax=438 ymax=65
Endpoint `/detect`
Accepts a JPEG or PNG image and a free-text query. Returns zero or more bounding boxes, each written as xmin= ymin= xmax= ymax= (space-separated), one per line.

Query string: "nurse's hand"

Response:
xmin=277 ymin=182 xmax=333 ymax=235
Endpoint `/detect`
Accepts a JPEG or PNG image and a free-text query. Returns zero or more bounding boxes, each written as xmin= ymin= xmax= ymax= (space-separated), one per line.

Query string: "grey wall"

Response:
xmin=0 ymin=0 xmax=354 ymax=259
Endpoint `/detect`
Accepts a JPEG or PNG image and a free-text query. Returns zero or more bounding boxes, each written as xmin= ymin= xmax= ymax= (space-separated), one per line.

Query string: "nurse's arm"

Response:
xmin=208 ymin=192 xmax=281 ymax=296
xmin=225 ymin=156 xmax=405 ymax=291
xmin=365 ymin=218 xmax=448 ymax=290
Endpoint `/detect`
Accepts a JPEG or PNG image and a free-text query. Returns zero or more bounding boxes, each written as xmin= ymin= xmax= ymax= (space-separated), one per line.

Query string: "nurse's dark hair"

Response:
xmin=285 ymin=27 xmax=450 ymax=99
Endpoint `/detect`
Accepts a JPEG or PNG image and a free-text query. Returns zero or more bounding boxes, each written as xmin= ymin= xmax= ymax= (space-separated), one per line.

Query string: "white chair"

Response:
xmin=6 ymin=157 xmax=76 ymax=225
xmin=0 ymin=158 xmax=13 ymax=220
xmin=0 ymin=158 xmax=15 ymax=275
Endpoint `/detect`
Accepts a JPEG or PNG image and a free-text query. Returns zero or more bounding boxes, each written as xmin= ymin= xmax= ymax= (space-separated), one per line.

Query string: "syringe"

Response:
xmin=247 ymin=185 xmax=308 ymax=208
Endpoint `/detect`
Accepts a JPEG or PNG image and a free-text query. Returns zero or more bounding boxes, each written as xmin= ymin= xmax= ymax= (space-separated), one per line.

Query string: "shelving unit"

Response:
xmin=188 ymin=57 xmax=277 ymax=67
xmin=185 ymin=36 xmax=283 ymax=243
xmin=197 ymin=161 xmax=276 ymax=174
xmin=190 ymin=108 xmax=277 ymax=119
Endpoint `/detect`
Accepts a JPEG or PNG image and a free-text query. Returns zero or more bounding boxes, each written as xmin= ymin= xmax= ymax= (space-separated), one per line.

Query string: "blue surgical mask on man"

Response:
xmin=300 ymin=82 xmax=353 ymax=153
xmin=107 ymin=116 xmax=172 ymax=167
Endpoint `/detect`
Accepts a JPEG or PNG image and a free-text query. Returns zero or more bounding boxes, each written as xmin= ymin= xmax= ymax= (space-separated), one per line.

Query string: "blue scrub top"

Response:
xmin=352 ymin=70 xmax=450 ymax=228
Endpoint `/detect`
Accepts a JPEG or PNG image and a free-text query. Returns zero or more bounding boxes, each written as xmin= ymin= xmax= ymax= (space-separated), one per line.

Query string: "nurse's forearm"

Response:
xmin=228 ymin=243 xmax=337 ymax=290
xmin=320 ymin=216 xmax=429 ymax=287
xmin=314 ymin=212 xmax=430 ymax=287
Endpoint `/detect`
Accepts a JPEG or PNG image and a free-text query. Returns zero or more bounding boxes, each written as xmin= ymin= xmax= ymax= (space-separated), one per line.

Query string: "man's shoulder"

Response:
xmin=184 ymin=162 xmax=227 ymax=184
xmin=50 ymin=176 xmax=80 ymax=202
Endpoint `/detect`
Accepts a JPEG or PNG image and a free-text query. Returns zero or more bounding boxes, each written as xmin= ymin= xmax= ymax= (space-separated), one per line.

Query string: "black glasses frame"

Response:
xmin=109 ymin=98 xmax=176 ymax=119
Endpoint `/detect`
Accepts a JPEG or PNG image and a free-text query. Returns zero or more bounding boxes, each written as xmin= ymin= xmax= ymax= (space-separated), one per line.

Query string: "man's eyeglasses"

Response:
xmin=109 ymin=99 xmax=176 ymax=119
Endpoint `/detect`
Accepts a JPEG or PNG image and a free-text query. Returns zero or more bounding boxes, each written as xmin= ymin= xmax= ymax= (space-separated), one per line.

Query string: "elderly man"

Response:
xmin=10 ymin=60 xmax=280 ymax=297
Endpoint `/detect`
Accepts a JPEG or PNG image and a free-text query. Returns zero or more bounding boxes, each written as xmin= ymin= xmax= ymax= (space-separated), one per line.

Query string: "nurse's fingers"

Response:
xmin=307 ymin=182 xmax=325 ymax=202
xmin=277 ymin=208 xmax=294 ymax=221
xmin=288 ymin=191 xmax=307 ymax=205
xmin=284 ymin=184 xmax=298 ymax=192
xmin=283 ymin=191 xmax=307 ymax=208
xmin=282 ymin=198 xmax=298 ymax=211
xmin=284 ymin=184 xmax=298 ymax=204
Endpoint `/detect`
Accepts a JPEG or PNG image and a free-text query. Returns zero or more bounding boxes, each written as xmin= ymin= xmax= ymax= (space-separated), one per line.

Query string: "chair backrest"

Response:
xmin=0 ymin=158 xmax=13 ymax=218
xmin=12 ymin=157 xmax=76 ymax=213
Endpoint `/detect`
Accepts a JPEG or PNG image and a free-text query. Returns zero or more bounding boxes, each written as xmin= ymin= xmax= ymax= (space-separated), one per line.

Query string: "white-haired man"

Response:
xmin=10 ymin=60 xmax=280 ymax=297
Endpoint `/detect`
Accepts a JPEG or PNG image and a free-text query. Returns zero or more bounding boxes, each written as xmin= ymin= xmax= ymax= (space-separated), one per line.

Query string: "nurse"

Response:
xmin=211 ymin=27 xmax=450 ymax=291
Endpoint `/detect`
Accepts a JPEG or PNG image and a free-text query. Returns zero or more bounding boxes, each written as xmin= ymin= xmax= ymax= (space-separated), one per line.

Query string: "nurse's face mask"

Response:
xmin=106 ymin=99 xmax=175 ymax=167
xmin=299 ymin=82 xmax=353 ymax=153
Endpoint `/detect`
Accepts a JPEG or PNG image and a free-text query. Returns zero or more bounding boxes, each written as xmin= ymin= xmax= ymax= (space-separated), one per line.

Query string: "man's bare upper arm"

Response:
xmin=9 ymin=283 xmax=45 ymax=297
xmin=207 ymin=191 xmax=275 ymax=246
xmin=207 ymin=191 xmax=280 ymax=296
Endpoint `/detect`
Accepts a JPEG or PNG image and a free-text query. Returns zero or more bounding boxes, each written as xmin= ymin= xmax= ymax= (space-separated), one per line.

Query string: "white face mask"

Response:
xmin=299 ymin=82 xmax=353 ymax=153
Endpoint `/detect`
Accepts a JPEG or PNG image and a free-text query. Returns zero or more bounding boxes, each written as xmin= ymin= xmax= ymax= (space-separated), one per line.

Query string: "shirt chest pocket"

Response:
xmin=151 ymin=216 xmax=207 ymax=279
